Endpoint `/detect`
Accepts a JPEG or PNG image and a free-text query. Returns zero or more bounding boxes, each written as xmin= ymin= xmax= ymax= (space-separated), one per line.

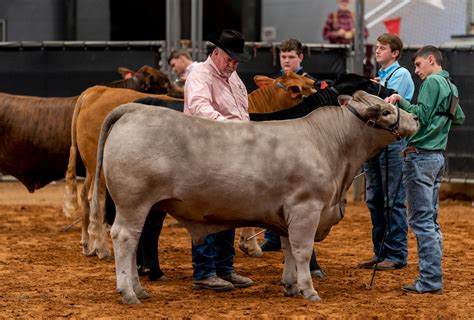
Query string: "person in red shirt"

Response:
xmin=322 ymin=0 xmax=368 ymax=45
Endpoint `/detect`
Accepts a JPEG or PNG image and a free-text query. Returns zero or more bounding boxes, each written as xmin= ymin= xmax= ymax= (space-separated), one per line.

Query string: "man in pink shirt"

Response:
xmin=184 ymin=29 xmax=254 ymax=291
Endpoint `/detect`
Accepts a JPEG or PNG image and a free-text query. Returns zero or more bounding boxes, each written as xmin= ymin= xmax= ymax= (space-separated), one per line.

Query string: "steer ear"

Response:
xmin=366 ymin=104 xmax=382 ymax=118
xmin=338 ymin=94 xmax=352 ymax=106
xmin=254 ymin=75 xmax=274 ymax=88
xmin=288 ymin=85 xmax=303 ymax=99
xmin=144 ymin=72 xmax=155 ymax=91
xmin=117 ymin=67 xmax=134 ymax=79
xmin=141 ymin=68 xmax=166 ymax=92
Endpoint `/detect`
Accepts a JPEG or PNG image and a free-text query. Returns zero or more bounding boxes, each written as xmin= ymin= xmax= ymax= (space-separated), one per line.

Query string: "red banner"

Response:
xmin=383 ymin=17 xmax=401 ymax=35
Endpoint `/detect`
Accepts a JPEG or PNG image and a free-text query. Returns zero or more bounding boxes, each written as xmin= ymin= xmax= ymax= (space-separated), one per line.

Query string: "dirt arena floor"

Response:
xmin=0 ymin=181 xmax=473 ymax=319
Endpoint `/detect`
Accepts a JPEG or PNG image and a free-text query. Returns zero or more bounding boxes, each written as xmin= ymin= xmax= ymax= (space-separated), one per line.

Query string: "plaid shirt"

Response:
xmin=322 ymin=9 xmax=368 ymax=44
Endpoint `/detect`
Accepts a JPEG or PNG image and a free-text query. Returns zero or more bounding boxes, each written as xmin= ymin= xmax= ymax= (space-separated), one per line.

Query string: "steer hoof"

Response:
xmin=283 ymin=284 xmax=300 ymax=297
xmin=119 ymin=288 xmax=141 ymax=304
xmin=122 ymin=294 xmax=141 ymax=305
xmin=135 ymin=288 xmax=151 ymax=300
xmin=96 ymin=248 xmax=112 ymax=260
xmin=305 ymin=292 xmax=321 ymax=302
xmin=238 ymin=241 xmax=263 ymax=257
xmin=83 ymin=246 xmax=96 ymax=257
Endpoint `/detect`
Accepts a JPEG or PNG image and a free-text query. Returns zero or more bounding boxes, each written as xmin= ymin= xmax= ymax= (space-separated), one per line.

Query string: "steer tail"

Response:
xmin=63 ymin=93 xmax=85 ymax=218
xmin=88 ymin=104 xmax=135 ymax=253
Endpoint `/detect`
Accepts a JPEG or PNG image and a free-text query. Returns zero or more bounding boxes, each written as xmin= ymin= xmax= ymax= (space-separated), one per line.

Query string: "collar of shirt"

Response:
xmin=279 ymin=66 xmax=303 ymax=76
xmin=432 ymin=70 xmax=449 ymax=79
xmin=184 ymin=61 xmax=199 ymax=77
xmin=206 ymin=55 xmax=232 ymax=80
xmin=378 ymin=61 xmax=400 ymax=82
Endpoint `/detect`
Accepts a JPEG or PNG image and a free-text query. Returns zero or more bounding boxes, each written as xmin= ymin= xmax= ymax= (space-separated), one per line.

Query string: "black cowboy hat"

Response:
xmin=206 ymin=29 xmax=252 ymax=63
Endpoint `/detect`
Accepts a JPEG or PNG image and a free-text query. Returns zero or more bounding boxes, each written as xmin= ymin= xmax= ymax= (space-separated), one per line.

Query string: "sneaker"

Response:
xmin=401 ymin=283 xmax=443 ymax=295
xmin=192 ymin=276 xmax=234 ymax=292
xmin=259 ymin=239 xmax=281 ymax=252
xmin=220 ymin=272 xmax=254 ymax=288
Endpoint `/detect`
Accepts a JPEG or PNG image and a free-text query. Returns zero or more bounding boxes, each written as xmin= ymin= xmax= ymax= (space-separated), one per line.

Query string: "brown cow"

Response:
xmin=63 ymin=86 xmax=182 ymax=258
xmin=0 ymin=93 xmax=81 ymax=192
xmin=113 ymin=65 xmax=184 ymax=99
xmin=0 ymin=65 xmax=174 ymax=194
xmin=249 ymin=69 xmax=316 ymax=113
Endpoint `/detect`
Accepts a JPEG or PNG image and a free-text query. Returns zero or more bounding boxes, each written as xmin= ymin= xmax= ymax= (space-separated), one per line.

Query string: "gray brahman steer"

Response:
xmin=89 ymin=90 xmax=418 ymax=304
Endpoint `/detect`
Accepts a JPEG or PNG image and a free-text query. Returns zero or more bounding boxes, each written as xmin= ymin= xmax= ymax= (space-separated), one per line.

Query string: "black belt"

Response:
xmin=401 ymin=146 xmax=443 ymax=157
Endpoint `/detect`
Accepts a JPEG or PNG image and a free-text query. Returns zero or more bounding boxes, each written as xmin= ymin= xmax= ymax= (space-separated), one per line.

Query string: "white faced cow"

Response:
xmin=89 ymin=90 xmax=418 ymax=304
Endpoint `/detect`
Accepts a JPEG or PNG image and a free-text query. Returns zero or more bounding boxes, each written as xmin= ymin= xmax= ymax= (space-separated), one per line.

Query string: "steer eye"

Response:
xmin=382 ymin=110 xmax=391 ymax=116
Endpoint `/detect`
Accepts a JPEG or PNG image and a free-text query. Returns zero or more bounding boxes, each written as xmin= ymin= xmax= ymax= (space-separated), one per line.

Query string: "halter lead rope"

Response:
xmin=368 ymin=151 xmax=404 ymax=288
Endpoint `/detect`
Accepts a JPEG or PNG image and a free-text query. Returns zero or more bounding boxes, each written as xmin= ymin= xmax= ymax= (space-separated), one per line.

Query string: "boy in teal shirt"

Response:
xmin=386 ymin=45 xmax=465 ymax=294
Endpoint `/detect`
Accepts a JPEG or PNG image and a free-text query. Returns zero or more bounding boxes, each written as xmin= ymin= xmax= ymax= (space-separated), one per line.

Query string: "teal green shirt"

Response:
xmin=398 ymin=70 xmax=465 ymax=150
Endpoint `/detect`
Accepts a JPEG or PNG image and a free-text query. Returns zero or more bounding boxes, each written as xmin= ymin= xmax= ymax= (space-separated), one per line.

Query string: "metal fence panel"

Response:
xmin=0 ymin=41 xmax=164 ymax=97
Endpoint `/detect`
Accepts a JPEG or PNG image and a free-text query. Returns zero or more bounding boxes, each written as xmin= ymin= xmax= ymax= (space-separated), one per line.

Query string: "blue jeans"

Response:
xmin=403 ymin=150 xmax=444 ymax=292
xmin=364 ymin=139 xmax=408 ymax=266
xmin=191 ymin=229 xmax=235 ymax=280
xmin=263 ymin=229 xmax=281 ymax=248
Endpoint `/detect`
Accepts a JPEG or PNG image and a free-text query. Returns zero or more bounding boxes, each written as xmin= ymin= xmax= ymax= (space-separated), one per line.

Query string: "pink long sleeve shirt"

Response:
xmin=184 ymin=56 xmax=249 ymax=121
